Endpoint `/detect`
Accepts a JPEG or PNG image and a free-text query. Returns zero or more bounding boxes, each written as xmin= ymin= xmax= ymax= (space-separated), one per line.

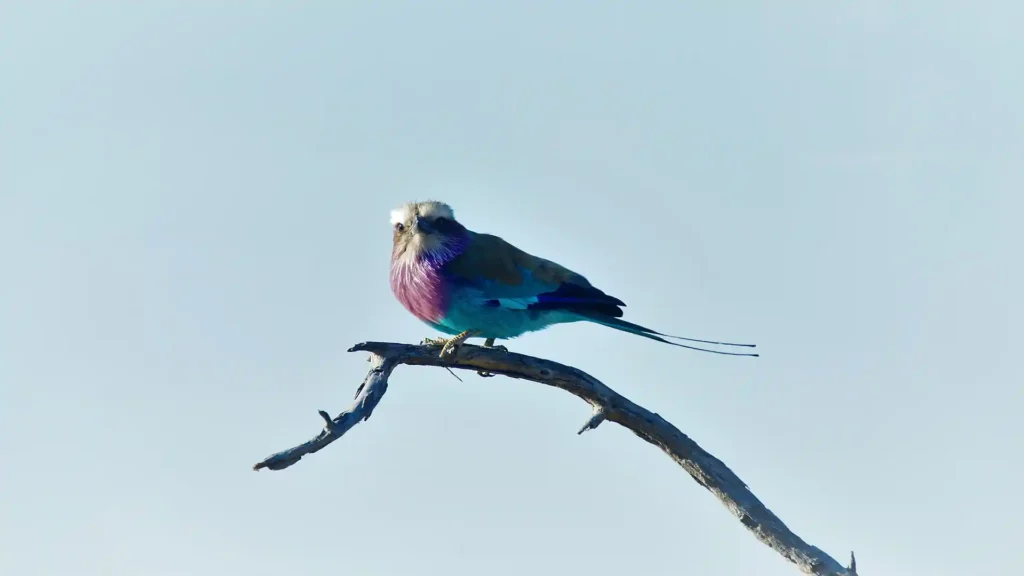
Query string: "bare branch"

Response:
xmin=254 ymin=341 xmax=857 ymax=576
xmin=577 ymin=405 xmax=606 ymax=435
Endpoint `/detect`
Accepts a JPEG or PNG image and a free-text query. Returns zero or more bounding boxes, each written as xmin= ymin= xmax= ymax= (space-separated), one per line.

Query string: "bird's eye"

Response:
xmin=394 ymin=223 xmax=405 ymax=232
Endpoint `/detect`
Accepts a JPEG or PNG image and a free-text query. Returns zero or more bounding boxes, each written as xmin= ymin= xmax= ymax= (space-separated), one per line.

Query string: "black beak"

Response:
xmin=414 ymin=217 xmax=434 ymax=234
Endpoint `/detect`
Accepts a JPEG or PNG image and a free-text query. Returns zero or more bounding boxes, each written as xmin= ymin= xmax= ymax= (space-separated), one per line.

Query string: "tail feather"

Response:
xmin=578 ymin=313 xmax=759 ymax=357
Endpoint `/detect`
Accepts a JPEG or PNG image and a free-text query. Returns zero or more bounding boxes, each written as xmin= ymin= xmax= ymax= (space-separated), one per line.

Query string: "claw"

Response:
xmin=439 ymin=340 xmax=459 ymax=358
xmin=483 ymin=338 xmax=509 ymax=353
xmin=437 ymin=329 xmax=480 ymax=359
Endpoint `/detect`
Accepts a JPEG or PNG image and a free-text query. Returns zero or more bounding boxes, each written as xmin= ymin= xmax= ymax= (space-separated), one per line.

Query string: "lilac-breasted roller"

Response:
xmin=389 ymin=201 xmax=757 ymax=359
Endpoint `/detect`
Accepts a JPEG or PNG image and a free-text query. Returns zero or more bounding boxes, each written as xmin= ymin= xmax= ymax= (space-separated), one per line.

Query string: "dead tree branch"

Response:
xmin=253 ymin=341 xmax=858 ymax=576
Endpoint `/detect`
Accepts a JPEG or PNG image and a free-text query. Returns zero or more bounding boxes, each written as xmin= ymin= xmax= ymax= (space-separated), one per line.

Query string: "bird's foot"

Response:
xmin=421 ymin=336 xmax=449 ymax=347
xmin=482 ymin=338 xmax=509 ymax=353
xmin=477 ymin=338 xmax=508 ymax=377
xmin=438 ymin=329 xmax=479 ymax=360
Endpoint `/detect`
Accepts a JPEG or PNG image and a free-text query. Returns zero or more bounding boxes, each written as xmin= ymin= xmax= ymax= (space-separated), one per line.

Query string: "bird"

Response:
xmin=388 ymin=200 xmax=757 ymax=361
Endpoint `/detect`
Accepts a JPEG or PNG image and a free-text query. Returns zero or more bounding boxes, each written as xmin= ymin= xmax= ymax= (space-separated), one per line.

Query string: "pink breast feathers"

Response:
xmin=390 ymin=260 xmax=448 ymax=323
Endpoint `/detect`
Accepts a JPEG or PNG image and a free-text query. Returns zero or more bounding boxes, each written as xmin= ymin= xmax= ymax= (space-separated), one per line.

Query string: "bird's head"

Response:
xmin=390 ymin=201 xmax=467 ymax=264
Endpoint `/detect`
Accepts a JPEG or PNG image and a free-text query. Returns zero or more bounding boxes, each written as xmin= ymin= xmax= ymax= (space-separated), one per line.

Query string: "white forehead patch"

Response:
xmin=390 ymin=204 xmax=415 ymax=225
xmin=389 ymin=201 xmax=455 ymax=225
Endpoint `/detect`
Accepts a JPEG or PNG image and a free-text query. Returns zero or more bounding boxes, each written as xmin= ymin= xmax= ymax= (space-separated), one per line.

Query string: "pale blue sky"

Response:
xmin=1 ymin=2 xmax=1021 ymax=575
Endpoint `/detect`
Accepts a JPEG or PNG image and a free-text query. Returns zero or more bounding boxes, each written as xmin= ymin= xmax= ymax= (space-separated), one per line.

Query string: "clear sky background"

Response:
xmin=1 ymin=2 xmax=1021 ymax=575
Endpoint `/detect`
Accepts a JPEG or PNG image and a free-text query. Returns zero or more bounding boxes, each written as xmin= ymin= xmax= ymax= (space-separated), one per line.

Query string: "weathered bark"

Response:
xmin=254 ymin=341 xmax=858 ymax=576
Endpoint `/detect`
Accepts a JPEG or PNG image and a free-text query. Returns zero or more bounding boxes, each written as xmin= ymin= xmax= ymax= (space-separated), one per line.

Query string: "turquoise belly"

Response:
xmin=433 ymin=296 xmax=581 ymax=340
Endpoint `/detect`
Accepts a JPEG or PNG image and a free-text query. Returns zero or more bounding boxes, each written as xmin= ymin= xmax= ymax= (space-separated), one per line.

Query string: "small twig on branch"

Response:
xmin=253 ymin=341 xmax=857 ymax=576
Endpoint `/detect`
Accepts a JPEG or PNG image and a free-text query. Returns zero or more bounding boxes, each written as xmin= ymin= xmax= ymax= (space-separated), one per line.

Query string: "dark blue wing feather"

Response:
xmin=527 ymin=282 xmax=626 ymax=318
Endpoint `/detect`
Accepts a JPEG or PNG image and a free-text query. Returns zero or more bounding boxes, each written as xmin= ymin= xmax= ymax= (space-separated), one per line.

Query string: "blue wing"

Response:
xmin=443 ymin=232 xmax=626 ymax=318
